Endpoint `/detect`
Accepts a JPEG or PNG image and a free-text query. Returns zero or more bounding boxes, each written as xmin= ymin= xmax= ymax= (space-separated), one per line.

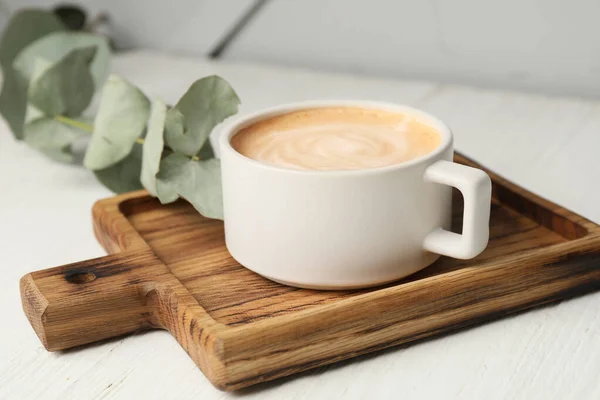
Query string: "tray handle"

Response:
xmin=19 ymin=250 xmax=167 ymax=351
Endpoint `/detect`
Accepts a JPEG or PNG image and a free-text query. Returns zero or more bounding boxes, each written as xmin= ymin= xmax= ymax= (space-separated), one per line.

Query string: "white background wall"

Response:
xmin=3 ymin=0 xmax=600 ymax=98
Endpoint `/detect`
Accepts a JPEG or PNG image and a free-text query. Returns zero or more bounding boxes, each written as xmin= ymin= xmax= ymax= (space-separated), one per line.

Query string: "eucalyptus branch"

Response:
xmin=0 ymin=9 xmax=239 ymax=220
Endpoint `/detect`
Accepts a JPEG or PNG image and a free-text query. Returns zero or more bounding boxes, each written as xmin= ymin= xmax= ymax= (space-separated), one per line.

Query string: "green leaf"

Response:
xmin=14 ymin=32 xmax=110 ymax=89
xmin=141 ymin=99 xmax=167 ymax=196
xmin=0 ymin=10 xmax=65 ymax=139
xmin=0 ymin=10 xmax=65 ymax=69
xmin=164 ymin=107 xmax=184 ymax=138
xmin=0 ymin=68 xmax=28 ymax=139
xmin=198 ymin=139 xmax=216 ymax=160
xmin=84 ymin=75 xmax=151 ymax=170
xmin=25 ymin=103 xmax=45 ymax=124
xmin=23 ymin=58 xmax=52 ymax=124
xmin=94 ymin=143 xmax=144 ymax=193
xmin=28 ymin=46 xmax=97 ymax=117
xmin=28 ymin=56 xmax=53 ymax=85
xmin=163 ymin=106 xmax=215 ymax=159
xmin=165 ymin=75 xmax=240 ymax=157
xmin=23 ymin=117 xmax=85 ymax=163
xmin=156 ymin=153 xmax=223 ymax=219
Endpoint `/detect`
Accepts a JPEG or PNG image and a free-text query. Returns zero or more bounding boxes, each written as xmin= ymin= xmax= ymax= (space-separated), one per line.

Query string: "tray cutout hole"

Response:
xmin=66 ymin=271 xmax=96 ymax=284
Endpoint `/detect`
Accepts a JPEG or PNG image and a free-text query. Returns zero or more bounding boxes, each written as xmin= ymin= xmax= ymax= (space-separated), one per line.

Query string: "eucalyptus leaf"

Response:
xmin=156 ymin=154 xmax=223 ymax=219
xmin=163 ymin=106 xmax=214 ymax=159
xmin=0 ymin=10 xmax=65 ymax=139
xmin=94 ymin=143 xmax=144 ymax=193
xmin=165 ymin=75 xmax=240 ymax=157
xmin=29 ymin=46 xmax=97 ymax=117
xmin=0 ymin=69 xmax=28 ymax=138
xmin=28 ymin=57 xmax=53 ymax=84
xmin=197 ymin=139 xmax=215 ymax=160
xmin=164 ymin=107 xmax=184 ymax=137
xmin=24 ymin=58 xmax=52 ymax=124
xmin=14 ymin=32 xmax=110 ymax=88
xmin=24 ymin=117 xmax=85 ymax=163
xmin=0 ymin=10 xmax=65 ymax=69
xmin=141 ymin=99 xmax=167 ymax=196
xmin=25 ymin=103 xmax=45 ymax=124
xmin=84 ymin=75 xmax=151 ymax=170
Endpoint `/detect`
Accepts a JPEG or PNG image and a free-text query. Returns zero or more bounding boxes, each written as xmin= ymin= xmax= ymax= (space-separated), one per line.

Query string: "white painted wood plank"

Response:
xmin=1 ymin=50 xmax=599 ymax=400
xmin=1 ymin=0 xmax=257 ymax=55
xmin=224 ymin=0 xmax=600 ymax=97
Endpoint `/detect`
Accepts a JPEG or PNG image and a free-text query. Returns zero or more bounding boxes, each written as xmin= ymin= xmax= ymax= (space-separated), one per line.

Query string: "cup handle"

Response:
xmin=422 ymin=160 xmax=492 ymax=259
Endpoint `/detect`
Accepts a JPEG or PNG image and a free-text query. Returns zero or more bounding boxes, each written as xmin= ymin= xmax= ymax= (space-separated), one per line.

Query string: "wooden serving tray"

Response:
xmin=20 ymin=154 xmax=600 ymax=391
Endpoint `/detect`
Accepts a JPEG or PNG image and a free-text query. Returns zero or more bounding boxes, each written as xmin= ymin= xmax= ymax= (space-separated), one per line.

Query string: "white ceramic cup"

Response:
xmin=219 ymin=101 xmax=492 ymax=289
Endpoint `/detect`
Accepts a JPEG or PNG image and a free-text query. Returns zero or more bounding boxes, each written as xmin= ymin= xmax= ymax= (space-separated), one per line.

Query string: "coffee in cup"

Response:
xmin=231 ymin=107 xmax=441 ymax=171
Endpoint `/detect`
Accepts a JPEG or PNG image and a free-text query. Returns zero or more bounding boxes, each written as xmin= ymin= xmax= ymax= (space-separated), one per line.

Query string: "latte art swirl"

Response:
xmin=231 ymin=107 xmax=441 ymax=171
xmin=253 ymin=124 xmax=411 ymax=170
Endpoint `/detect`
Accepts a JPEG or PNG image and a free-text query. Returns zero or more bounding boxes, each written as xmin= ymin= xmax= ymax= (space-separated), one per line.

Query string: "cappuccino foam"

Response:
xmin=231 ymin=107 xmax=442 ymax=171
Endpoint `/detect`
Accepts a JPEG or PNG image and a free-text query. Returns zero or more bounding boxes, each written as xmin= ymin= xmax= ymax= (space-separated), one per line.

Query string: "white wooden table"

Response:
xmin=1 ymin=50 xmax=599 ymax=400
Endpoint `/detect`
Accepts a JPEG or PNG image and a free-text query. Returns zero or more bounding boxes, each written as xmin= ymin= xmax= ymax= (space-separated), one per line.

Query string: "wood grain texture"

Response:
xmin=19 ymin=154 xmax=600 ymax=391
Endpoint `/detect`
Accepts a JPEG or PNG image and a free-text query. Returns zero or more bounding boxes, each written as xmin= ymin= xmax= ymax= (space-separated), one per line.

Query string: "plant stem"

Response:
xmin=54 ymin=115 xmax=94 ymax=133
xmin=136 ymin=138 xmax=144 ymax=144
